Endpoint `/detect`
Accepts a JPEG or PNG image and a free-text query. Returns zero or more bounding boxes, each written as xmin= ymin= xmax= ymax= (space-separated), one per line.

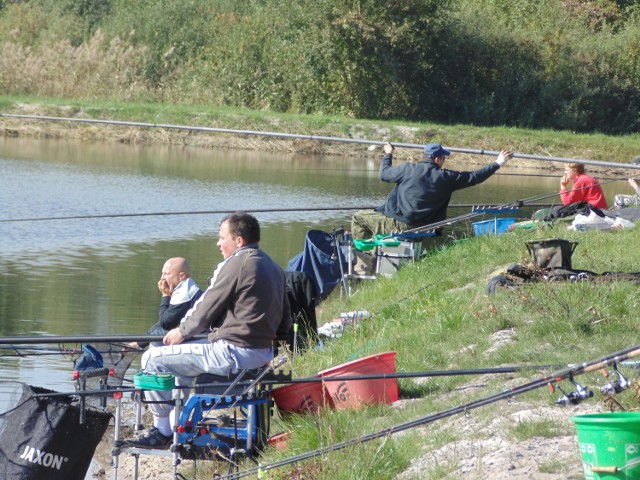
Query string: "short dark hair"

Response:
xmin=221 ymin=212 xmax=260 ymax=243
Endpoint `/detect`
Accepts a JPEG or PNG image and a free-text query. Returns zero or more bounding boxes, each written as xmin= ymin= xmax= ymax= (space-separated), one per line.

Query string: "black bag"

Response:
xmin=543 ymin=201 xmax=604 ymax=221
xmin=0 ymin=383 xmax=111 ymax=480
xmin=525 ymin=238 xmax=578 ymax=269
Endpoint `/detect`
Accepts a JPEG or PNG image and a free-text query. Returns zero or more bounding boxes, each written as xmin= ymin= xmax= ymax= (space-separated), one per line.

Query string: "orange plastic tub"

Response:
xmin=271 ymin=379 xmax=333 ymax=415
xmin=318 ymin=352 xmax=398 ymax=409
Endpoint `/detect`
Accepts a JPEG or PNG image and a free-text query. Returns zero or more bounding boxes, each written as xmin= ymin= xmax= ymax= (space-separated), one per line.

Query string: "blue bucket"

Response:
xmin=472 ymin=217 xmax=516 ymax=236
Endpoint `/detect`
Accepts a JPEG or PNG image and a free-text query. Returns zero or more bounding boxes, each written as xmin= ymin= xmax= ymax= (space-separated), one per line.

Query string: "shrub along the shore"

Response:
xmin=1 ymin=1 xmax=640 ymax=134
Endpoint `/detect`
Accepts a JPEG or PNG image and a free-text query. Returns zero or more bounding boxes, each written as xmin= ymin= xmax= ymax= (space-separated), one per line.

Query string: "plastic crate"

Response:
xmin=134 ymin=371 xmax=176 ymax=390
xmin=472 ymin=217 xmax=516 ymax=236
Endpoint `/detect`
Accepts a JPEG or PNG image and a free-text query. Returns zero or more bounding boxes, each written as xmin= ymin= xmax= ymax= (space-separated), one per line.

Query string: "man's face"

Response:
xmin=217 ymin=221 xmax=239 ymax=259
xmin=160 ymin=260 xmax=182 ymax=290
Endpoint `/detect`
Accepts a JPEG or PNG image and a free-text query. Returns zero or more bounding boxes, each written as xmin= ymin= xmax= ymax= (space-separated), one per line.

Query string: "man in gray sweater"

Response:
xmin=127 ymin=212 xmax=291 ymax=448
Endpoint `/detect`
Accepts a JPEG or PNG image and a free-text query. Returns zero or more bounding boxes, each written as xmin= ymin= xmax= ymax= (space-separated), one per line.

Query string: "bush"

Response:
xmin=0 ymin=0 xmax=639 ymax=133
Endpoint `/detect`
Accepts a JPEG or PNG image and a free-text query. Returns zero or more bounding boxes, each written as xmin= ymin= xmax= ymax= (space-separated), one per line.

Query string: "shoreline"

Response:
xmin=2 ymin=104 xmax=637 ymax=177
xmin=1 ymin=116 xmax=630 ymax=177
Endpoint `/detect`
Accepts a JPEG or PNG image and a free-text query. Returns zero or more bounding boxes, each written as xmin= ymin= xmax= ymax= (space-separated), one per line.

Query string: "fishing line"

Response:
xmin=0 ymin=172 xmax=622 ymax=223
xmin=3 ymin=113 xmax=640 ymax=171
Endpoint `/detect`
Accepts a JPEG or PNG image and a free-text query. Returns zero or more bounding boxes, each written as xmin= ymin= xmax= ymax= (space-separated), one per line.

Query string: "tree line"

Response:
xmin=1 ymin=0 xmax=639 ymax=134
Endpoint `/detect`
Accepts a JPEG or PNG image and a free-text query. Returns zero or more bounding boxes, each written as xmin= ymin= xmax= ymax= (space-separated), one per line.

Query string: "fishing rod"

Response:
xmin=0 ymin=203 xmax=553 ymax=224
xmin=0 ymin=343 xmax=146 ymax=358
xmin=0 ymin=334 xmax=207 ymax=345
xmin=16 ymin=365 xmax=565 ymax=397
xmin=3 ymin=113 xmax=640 ymax=171
xmin=222 ymin=343 xmax=640 ymax=480
xmin=0 ymin=206 xmax=375 ymax=223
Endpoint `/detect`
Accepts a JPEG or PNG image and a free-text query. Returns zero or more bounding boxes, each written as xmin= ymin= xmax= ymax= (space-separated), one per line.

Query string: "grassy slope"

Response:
xmin=2 ymin=97 xmax=640 ymax=478
xmin=269 ymin=224 xmax=640 ymax=479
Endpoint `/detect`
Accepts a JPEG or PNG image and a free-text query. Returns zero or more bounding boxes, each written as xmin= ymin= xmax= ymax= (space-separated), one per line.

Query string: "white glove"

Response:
xmin=495 ymin=151 xmax=512 ymax=167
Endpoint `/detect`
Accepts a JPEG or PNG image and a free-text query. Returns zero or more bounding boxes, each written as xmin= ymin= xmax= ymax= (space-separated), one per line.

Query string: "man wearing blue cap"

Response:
xmin=351 ymin=142 xmax=513 ymax=239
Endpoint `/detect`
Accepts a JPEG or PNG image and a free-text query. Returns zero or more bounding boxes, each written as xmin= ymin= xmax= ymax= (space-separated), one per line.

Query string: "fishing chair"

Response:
xmin=112 ymin=359 xmax=291 ymax=480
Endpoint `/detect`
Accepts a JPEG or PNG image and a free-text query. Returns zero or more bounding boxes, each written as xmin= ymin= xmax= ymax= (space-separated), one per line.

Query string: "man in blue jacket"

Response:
xmin=351 ymin=143 xmax=513 ymax=239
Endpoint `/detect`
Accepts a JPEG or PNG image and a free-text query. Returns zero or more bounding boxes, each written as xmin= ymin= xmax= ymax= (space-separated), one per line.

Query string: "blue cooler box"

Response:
xmin=472 ymin=217 xmax=516 ymax=236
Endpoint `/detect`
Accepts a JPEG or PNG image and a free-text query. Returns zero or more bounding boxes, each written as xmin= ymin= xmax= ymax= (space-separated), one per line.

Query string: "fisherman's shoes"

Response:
xmin=125 ymin=427 xmax=172 ymax=449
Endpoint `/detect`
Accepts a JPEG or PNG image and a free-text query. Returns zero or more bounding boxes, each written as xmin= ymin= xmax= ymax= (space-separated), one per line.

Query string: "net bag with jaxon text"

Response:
xmin=0 ymin=383 xmax=112 ymax=480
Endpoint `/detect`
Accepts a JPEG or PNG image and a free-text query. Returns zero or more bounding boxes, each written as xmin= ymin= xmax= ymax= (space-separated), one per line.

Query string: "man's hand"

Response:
xmin=561 ymin=174 xmax=570 ymax=188
xmin=629 ymin=177 xmax=638 ymax=189
xmin=383 ymin=142 xmax=394 ymax=154
xmin=158 ymin=278 xmax=172 ymax=296
xmin=163 ymin=327 xmax=184 ymax=345
xmin=495 ymin=150 xmax=513 ymax=167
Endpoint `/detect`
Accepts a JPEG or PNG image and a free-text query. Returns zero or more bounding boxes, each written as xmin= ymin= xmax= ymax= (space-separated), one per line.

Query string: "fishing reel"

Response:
xmin=600 ymin=363 xmax=630 ymax=396
xmin=553 ymin=374 xmax=594 ymax=406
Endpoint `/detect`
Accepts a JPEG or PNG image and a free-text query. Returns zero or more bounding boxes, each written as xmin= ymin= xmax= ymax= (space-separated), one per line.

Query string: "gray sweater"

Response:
xmin=180 ymin=245 xmax=291 ymax=349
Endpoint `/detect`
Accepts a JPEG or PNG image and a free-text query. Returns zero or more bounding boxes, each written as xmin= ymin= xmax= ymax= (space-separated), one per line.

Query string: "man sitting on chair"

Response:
xmin=126 ymin=212 xmax=291 ymax=448
xmin=351 ymin=143 xmax=513 ymax=239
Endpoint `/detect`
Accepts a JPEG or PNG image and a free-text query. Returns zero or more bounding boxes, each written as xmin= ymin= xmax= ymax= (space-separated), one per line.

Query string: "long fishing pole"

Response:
xmin=0 ymin=203 xmax=555 ymax=224
xmin=221 ymin=343 xmax=640 ymax=480
xmin=0 ymin=206 xmax=376 ymax=223
xmin=0 ymin=334 xmax=207 ymax=345
xmin=12 ymin=362 xmax=567 ymax=416
xmin=3 ymin=113 xmax=640 ymax=171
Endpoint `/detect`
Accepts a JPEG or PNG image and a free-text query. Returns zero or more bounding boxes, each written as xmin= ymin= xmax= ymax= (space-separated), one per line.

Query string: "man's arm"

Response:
xmin=379 ymin=143 xmax=406 ymax=184
xmin=448 ymin=162 xmax=500 ymax=191
xmin=158 ymin=298 xmax=192 ymax=330
xmin=178 ymin=257 xmax=238 ymax=339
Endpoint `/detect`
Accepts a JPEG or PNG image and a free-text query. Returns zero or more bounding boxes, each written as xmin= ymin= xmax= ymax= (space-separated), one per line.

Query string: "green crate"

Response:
xmin=134 ymin=372 xmax=176 ymax=391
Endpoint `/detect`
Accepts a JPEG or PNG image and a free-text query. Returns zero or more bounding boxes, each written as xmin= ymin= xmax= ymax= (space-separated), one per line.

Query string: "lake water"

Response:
xmin=0 ymin=136 xmax=623 ymax=402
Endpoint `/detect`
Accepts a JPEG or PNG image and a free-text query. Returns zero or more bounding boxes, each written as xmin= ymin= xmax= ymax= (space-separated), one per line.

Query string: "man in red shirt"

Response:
xmin=560 ymin=163 xmax=608 ymax=210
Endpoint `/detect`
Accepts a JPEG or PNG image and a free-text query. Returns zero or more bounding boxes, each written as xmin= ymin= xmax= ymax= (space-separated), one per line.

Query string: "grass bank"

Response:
xmin=261 ymin=223 xmax=640 ymax=479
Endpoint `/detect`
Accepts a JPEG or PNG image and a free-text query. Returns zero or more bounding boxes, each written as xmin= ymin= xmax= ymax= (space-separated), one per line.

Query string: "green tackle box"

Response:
xmin=134 ymin=371 xmax=176 ymax=390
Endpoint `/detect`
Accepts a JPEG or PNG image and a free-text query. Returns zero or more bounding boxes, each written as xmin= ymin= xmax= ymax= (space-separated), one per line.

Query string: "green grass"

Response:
xmin=508 ymin=419 xmax=573 ymax=442
xmin=256 ymin=222 xmax=640 ymax=479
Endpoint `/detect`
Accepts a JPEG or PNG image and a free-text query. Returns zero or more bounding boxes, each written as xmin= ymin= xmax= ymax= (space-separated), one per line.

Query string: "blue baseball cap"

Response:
xmin=424 ymin=143 xmax=451 ymax=158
